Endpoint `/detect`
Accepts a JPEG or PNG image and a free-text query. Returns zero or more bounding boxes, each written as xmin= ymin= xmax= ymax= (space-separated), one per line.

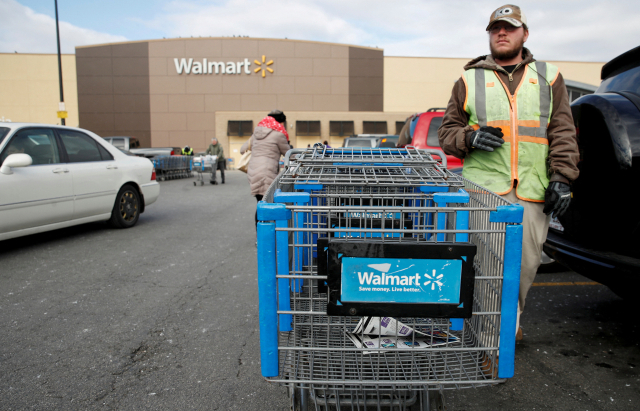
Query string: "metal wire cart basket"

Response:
xmin=256 ymin=147 xmax=524 ymax=410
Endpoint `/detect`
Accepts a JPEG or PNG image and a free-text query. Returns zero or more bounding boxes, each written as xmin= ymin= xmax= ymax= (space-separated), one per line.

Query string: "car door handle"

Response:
xmin=52 ymin=167 xmax=69 ymax=174
xmin=106 ymin=165 xmax=118 ymax=170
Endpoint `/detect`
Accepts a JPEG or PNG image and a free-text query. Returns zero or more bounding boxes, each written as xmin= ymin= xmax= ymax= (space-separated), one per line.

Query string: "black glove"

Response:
xmin=468 ymin=126 xmax=505 ymax=151
xmin=543 ymin=182 xmax=571 ymax=218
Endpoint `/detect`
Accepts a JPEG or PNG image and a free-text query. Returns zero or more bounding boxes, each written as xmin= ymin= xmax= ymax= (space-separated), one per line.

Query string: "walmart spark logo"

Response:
xmin=254 ymin=55 xmax=274 ymax=78
xmin=423 ymin=270 xmax=444 ymax=290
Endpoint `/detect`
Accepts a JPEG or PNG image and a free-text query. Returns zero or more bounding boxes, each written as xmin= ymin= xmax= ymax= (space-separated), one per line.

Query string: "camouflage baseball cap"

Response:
xmin=486 ymin=4 xmax=528 ymax=30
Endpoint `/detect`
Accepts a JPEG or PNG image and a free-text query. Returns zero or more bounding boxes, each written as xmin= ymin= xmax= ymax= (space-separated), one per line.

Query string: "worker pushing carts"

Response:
xmin=191 ymin=155 xmax=217 ymax=186
xmin=256 ymin=146 xmax=524 ymax=410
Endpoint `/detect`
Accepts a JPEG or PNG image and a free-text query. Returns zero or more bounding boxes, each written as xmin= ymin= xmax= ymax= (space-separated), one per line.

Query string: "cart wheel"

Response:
xmin=193 ymin=181 xmax=196 ymax=186
xmin=410 ymin=390 xmax=446 ymax=411
xmin=429 ymin=391 xmax=445 ymax=411
xmin=289 ymin=386 xmax=311 ymax=411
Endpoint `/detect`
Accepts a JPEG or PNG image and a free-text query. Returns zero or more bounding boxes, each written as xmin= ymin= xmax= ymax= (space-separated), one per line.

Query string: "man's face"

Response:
xmin=211 ymin=139 xmax=217 ymax=145
xmin=489 ymin=22 xmax=529 ymax=61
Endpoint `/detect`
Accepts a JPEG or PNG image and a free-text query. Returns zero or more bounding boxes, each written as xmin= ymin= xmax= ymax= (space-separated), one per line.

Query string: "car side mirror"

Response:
xmin=0 ymin=153 xmax=33 ymax=175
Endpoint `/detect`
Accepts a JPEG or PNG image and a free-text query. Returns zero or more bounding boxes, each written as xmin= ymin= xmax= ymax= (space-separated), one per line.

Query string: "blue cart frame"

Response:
xmin=256 ymin=148 xmax=523 ymax=410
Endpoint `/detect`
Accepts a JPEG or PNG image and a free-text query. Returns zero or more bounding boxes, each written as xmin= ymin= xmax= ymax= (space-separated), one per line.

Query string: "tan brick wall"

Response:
xmin=146 ymin=38 xmax=372 ymax=150
xmin=0 ymin=53 xmax=78 ymax=125
xmin=76 ymin=43 xmax=151 ymax=146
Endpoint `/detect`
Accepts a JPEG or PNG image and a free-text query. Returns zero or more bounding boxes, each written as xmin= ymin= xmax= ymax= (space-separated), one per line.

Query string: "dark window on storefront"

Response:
xmin=395 ymin=121 xmax=406 ymax=134
xmin=227 ymin=120 xmax=253 ymax=137
xmin=329 ymin=121 xmax=354 ymax=137
xmin=363 ymin=121 xmax=388 ymax=134
xmin=296 ymin=121 xmax=321 ymax=136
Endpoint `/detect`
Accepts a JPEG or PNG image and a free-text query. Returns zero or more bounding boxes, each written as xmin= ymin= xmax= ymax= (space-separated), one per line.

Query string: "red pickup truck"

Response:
xmin=398 ymin=108 xmax=463 ymax=170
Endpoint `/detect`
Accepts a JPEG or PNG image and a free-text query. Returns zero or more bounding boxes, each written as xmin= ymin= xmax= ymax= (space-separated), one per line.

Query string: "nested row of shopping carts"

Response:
xmin=150 ymin=155 xmax=192 ymax=181
xmin=256 ymin=147 xmax=524 ymax=410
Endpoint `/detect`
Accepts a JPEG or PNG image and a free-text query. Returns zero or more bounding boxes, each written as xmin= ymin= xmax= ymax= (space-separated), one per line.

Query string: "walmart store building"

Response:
xmin=0 ymin=37 xmax=603 ymax=166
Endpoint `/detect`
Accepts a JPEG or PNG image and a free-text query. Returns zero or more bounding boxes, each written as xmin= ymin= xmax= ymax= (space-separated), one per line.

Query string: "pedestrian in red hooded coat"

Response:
xmin=240 ymin=109 xmax=290 ymax=227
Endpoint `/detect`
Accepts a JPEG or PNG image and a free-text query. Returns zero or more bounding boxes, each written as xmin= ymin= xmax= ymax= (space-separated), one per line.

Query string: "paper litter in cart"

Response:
xmin=347 ymin=332 xmax=457 ymax=354
xmin=352 ymin=316 xmax=459 ymax=342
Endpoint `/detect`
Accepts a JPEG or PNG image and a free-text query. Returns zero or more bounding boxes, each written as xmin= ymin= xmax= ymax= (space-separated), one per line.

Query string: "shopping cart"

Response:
xmin=256 ymin=147 xmax=524 ymax=410
xmin=192 ymin=155 xmax=217 ymax=186
xmin=151 ymin=155 xmax=192 ymax=181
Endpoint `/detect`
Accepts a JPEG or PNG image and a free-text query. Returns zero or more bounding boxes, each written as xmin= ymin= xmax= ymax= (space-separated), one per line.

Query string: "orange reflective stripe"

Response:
xmin=550 ymin=69 xmax=561 ymax=86
xmin=461 ymin=74 xmax=469 ymax=112
xmin=486 ymin=120 xmax=511 ymax=127
xmin=518 ymin=136 xmax=548 ymax=145
xmin=512 ymin=66 xmax=529 ymax=186
xmin=518 ymin=119 xmax=540 ymax=127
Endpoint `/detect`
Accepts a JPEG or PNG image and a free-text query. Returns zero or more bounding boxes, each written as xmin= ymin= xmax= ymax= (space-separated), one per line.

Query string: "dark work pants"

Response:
xmin=254 ymin=195 xmax=263 ymax=229
xmin=210 ymin=161 xmax=225 ymax=182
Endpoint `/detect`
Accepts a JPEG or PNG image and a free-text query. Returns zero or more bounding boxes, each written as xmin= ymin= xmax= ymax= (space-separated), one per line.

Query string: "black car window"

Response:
xmin=0 ymin=128 xmax=60 ymax=166
xmin=58 ymin=130 xmax=104 ymax=163
xmin=426 ymin=117 xmax=443 ymax=147
xmin=598 ymin=65 xmax=640 ymax=95
xmin=97 ymin=143 xmax=114 ymax=161
xmin=0 ymin=127 xmax=9 ymax=146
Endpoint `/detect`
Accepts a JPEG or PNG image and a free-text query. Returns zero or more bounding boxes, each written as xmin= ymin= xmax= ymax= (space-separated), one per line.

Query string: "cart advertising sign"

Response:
xmin=323 ymin=241 xmax=477 ymax=318
xmin=340 ymin=257 xmax=463 ymax=304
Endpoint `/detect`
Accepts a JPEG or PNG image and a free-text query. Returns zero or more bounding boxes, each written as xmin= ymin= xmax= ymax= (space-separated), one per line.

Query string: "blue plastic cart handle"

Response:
xmin=257 ymin=222 xmax=279 ymax=378
xmin=498 ymin=224 xmax=523 ymax=379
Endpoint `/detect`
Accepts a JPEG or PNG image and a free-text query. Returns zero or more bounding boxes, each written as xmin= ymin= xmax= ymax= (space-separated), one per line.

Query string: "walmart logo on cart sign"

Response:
xmin=340 ymin=258 xmax=462 ymax=304
xmin=174 ymin=55 xmax=274 ymax=77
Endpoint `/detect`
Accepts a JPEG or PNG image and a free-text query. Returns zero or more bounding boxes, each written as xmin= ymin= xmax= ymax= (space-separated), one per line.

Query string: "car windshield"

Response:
xmin=598 ymin=65 xmax=640 ymax=95
xmin=346 ymin=139 xmax=374 ymax=147
xmin=0 ymin=127 xmax=9 ymax=146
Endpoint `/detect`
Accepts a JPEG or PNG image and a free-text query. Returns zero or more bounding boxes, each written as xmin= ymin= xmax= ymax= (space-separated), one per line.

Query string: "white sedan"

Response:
xmin=0 ymin=123 xmax=160 ymax=241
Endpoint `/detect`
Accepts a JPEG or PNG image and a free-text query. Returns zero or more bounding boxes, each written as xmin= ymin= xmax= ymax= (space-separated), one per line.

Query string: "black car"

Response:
xmin=543 ymin=45 xmax=640 ymax=299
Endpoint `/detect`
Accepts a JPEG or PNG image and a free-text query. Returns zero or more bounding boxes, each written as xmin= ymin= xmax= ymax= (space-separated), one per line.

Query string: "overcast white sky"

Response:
xmin=1 ymin=0 xmax=639 ymax=62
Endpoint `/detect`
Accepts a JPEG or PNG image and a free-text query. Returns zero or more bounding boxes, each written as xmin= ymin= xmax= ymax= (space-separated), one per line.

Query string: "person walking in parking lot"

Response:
xmin=438 ymin=4 xmax=580 ymax=341
xmin=206 ymin=137 xmax=226 ymax=184
xmin=241 ymin=110 xmax=290 ymax=228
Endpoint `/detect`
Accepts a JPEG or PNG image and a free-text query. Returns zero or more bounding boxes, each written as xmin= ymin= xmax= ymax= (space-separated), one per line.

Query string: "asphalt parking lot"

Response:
xmin=1 ymin=172 xmax=638 ymax=410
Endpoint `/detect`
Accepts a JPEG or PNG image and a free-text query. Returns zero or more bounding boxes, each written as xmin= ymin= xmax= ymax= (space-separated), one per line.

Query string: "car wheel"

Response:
xmin=109 ymin=184 xmax=141 ymax=228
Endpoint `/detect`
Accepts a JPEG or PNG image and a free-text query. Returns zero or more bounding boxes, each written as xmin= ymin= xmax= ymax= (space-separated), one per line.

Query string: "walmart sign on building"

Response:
xmin=174 ymin=56 xmax=274 ymax=76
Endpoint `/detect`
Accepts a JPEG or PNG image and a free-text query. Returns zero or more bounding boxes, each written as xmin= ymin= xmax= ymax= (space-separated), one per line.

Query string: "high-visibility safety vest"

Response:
xmin=182 ymin=148 xmax=193 ymax=156
xmin=462 ymin=61 xmax=559 ymax=202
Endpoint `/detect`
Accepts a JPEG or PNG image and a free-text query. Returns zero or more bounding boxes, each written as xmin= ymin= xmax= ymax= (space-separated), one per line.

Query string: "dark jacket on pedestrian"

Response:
xmin=438 ymin=48 xmax=579 ymax=184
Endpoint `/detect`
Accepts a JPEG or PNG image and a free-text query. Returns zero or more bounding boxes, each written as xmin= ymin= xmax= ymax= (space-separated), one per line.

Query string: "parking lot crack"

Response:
xmin=236 ymin=328 xmax=256 ymax=378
